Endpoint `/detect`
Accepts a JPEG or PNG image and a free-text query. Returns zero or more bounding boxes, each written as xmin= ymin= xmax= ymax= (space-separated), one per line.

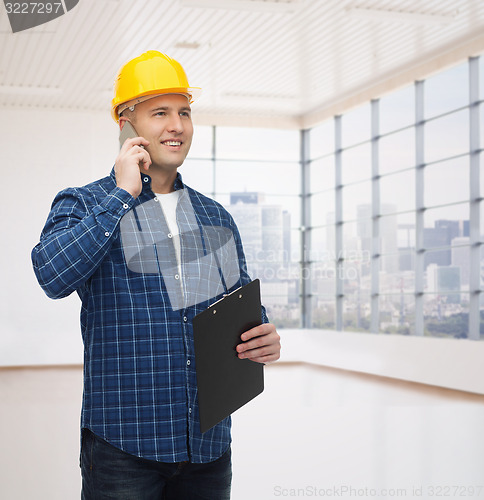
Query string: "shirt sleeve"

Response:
xmin=31 ymin=186 xmax=135 ymax=299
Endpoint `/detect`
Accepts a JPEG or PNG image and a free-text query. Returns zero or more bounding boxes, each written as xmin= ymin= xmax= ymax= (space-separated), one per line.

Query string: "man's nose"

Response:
xmin=167 ymin=113 xmax=183 ymax=133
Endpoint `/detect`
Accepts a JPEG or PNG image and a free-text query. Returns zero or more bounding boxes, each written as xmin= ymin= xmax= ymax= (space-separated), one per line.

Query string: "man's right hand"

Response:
xmin=115 ymin=137 xmax=151 ymax=199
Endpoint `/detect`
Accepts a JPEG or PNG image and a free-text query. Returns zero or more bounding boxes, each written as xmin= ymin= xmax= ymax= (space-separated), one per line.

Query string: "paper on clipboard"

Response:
xmin=193 ymin=279 xmax=264 ymax=433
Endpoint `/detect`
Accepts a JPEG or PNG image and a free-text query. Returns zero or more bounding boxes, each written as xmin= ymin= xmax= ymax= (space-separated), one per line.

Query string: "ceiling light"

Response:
xmin=0 ymin=85 xmax=62 ymax=96
xmin=180 ymin=0 xmax=303 ymax=14
xmin=174 ymin=41 xmax=201 ymax=50
xmin=221 ymin=91 xmax=297 ymax=103
xmin=345 ymin=6 xmax=459 ymax=25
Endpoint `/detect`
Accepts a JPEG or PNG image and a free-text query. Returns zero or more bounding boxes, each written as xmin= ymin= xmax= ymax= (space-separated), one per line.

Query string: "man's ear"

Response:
xmin=119 ymin=116 xmax=128 ymax=131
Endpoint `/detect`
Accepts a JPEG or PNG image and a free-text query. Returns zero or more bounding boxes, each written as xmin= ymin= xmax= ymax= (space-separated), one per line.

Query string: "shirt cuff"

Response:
xmin=102 ymin=187 xmax=136 ymax=216
xmin=92 ymin=187 xmax=135 ymax=231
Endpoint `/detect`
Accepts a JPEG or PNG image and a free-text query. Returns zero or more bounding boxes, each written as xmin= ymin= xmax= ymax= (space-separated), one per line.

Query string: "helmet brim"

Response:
xmin=112 ymin=87 xmax=202 ymax=122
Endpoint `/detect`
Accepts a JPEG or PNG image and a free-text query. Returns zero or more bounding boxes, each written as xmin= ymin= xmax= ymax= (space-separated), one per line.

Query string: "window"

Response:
xmin=305 ymin=55 xmax=483 ymax=339
xmin=425 ymin=109 xmax=469 ymax=164
xmin=424 ymin=157 xmax=469 ymax=207
xmin=216 ymin=160 xmax=299 ymax=196
xmin=341 ymin=143 xmax=371 ymax=184
xmin=201 ymin=54 xmax=483 ymax=338
xmin=213 ymin=127 xmax=301 ymax=328
xmin=181 ymin=159 xmax=213 ymax=195
xmin=379 ymin=294 xmax=416 ymax=336
xmin=380 ymin=84 xmax=415 ymax=134
xmin=216 ymin=126 xmax=300 ymax=162
xmin=342 ymin=182 xmax=372 ymax=222
xmin=309 ymin=120 xmax=334 ymax=159
xmin=341 ymin=103 xmax=371 ymax=148
xmin=309 ymin=156 xmax=335 ymax=194
xmin=423 ymin=293 xmax=470 ymax=339
xmin=379 ymin=128 xmax=415 ymax=175
xmin=189 ymin=125 xmax=213 ymax=159
xmin=424 ymin=62 xmax=469 ymax=118
xmin=310 ymin=192 xmax=334 ymax=227
xmin=380 ymin=170 xmax=415 ymax=214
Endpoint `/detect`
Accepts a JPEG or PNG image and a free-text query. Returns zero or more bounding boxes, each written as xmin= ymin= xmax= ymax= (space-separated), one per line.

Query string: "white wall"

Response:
xmin=1 ymin=108 xmax=118 ymax=366
xmin=280 ymin=329 xmax=484 ymax=395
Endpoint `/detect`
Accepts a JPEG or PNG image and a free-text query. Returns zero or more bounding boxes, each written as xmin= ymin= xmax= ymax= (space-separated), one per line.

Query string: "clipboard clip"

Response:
xmin=208 ymin=285 xmax=245 ymax=311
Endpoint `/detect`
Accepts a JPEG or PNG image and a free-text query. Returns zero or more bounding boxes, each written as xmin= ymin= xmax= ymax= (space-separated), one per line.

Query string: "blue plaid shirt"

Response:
xmin=32 ymin=168 xmax=267 ymax=464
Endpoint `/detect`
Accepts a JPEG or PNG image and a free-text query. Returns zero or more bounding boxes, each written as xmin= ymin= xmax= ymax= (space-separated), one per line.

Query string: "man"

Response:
xmin=31 ymin=51 xmax=280 ymax=499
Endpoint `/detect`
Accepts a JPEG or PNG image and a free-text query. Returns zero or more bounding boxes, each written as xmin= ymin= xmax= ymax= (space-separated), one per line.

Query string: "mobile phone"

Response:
xmin=119 ymin=121 xmax=141 ymax=149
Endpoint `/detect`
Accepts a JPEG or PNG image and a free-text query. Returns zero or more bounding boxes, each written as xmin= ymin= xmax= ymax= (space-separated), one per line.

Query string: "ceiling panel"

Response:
xmin=0 ymin=0 xmax=483 ymax=128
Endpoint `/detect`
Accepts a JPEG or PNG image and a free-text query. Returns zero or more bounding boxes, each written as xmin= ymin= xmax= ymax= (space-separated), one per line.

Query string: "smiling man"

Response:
xmin=31 ymin=51 xmax=280 ymax=499
xmin=118 ymin=94 xmax=193 ymax=190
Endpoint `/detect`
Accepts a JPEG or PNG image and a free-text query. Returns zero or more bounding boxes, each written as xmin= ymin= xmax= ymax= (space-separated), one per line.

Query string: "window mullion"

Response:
xmin=371 ymin=99 xmax=380 ymax=333
xmin=300 ymin=129 xmax=312 ymax=328
xmin=335 ymin=116 xmax=344 ymax=330
xmin=415 ymin=80 xmax=425 ymax=336
xmin=469 ymin=56 xmax=481 ymax=340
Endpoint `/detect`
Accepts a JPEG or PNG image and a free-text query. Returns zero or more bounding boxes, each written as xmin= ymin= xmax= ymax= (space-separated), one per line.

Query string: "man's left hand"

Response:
xmin=236 ymin=323 xmax=281 ymax=364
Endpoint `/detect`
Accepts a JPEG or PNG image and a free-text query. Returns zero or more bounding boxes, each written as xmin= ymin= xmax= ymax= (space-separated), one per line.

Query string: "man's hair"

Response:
xmin=120 ymin=108 xmax=136 ymax=123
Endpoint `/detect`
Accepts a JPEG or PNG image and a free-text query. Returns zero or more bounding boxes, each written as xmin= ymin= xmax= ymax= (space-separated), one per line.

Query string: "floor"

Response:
xmin=1 ymin=363 xmax=483 ymax=500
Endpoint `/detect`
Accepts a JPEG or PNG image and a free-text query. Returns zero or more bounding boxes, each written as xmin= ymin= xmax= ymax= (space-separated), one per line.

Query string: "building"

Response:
xmin=451 ymin=236 xmax=470 ymax=287
xmin=424 ymin=219 xmax=469 ymax=268
xmin=427 ymin=264 xmax=461 ymax=304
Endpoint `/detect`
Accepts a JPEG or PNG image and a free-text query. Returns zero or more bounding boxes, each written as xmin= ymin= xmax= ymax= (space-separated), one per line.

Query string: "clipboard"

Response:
xmin=193 ymin=279 xmax=264 ymax=433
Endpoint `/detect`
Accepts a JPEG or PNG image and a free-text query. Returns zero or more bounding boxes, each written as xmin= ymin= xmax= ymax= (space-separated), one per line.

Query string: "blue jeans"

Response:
xmin=80 ymin=429 xmax=232 ymax=500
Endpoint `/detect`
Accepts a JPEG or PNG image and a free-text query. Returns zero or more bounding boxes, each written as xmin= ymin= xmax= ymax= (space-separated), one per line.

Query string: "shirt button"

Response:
xmin=168 ymin=233 xmax=173 ymax=238
xmin=187 ymin=360 xmax=191 ymax=366
xmin=143 ymin=177 xmax=149 ymax=183
xmin=122 ymin=203 xmax=129 ymax=209
xmin=153 ymin=197 xmax=158 ymax=202
xmin=104 ymin=232 xmax=110 ymax=237
xmin=183 ymin=316 xmax=187 ymax=322
xmin=189 ymin=408 xmax=192 ymax=414
xmin=175 ymin=274 xmax=180 ymax=280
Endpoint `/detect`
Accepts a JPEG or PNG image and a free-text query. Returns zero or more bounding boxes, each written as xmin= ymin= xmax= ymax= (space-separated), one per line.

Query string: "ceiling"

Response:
xmin=1 ymin=0 xmax=484 ymax=129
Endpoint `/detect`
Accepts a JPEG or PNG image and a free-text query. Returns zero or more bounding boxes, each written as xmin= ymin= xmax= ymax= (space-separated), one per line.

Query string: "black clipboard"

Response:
xmin=193 ymin=279 xmax=264 ymax=433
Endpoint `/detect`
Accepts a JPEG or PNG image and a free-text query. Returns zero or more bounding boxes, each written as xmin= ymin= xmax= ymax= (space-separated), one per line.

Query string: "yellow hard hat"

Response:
xmin=111 ymin=50 xmax=201 ymax=122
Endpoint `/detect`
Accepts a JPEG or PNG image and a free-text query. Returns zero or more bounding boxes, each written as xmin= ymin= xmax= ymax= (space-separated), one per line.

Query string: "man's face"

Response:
xmin=127 ymin=94 xmax=193 ymax=172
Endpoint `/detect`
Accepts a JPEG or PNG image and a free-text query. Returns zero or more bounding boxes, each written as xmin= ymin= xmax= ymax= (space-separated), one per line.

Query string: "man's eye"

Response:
xmin=155 ymin=111 xmax=166 ymax=116
xmin=180 ymin=112 xmax=191 ymax=117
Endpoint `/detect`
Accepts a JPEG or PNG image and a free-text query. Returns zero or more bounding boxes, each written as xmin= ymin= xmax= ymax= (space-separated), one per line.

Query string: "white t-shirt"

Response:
xmin=155 ymin=190 xmax=182 ymax=282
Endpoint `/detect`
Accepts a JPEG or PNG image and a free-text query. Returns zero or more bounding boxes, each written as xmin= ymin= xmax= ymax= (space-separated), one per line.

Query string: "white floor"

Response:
xmin=1 ymin=363 xmax=483 ymax=500
xmin=232 ymin=364 xmax=484 ymax=500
